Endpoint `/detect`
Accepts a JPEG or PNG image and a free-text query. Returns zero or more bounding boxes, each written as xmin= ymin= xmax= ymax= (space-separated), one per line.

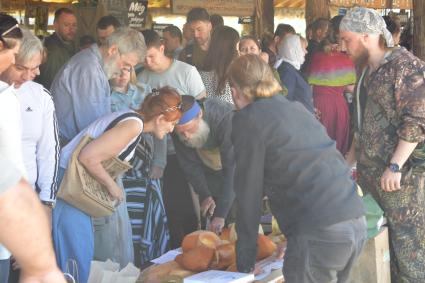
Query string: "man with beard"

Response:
xmin=36 ymin=8 xmax=77 ymax=90
xmin=179 ymin=7 xmax=212 ymax=69
xmin=51 ymin=27 xmax=146 ymax=145
xmin=172 ymin=96 xmax=235 ymax=234
xmin=340 ymin=7 xmax=425 ymax=282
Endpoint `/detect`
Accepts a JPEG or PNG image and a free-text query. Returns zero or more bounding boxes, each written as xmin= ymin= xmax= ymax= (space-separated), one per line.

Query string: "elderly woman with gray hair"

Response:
xmin=0 ymin=29 xmax=60 ymax=215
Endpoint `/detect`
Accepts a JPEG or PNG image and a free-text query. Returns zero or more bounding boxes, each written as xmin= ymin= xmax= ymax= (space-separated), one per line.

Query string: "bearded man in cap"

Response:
xmin=340 ymin=7 xmax=425 ymax=282
xmin=172 ymin=96 xmax=235 ymax=234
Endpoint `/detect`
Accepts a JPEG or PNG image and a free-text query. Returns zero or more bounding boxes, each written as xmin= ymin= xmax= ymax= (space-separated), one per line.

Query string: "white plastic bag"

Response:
xmin=87 ymin=260 xmax=140 ymax=283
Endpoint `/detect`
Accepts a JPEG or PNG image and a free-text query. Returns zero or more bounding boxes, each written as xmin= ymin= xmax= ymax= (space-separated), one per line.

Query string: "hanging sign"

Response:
xmin=238 ymin=16 xmax=253 ymax=24
xmin=127 ymin=0 xmax=148 ymax=29
xmin=104 ymin=0 xmax=148 ymax=29
xmin=171 ymin=0 xmax=254 ymax=17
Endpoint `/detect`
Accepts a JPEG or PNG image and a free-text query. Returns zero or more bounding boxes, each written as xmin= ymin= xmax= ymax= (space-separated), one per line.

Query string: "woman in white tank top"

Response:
xmin=52 ymin=87 xmax=185 ymax=283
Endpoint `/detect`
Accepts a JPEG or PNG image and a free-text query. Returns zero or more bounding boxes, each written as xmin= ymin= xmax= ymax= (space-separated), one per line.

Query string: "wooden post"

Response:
xmin=413 ymin=0 xmax=425 ymax=60
xmin=305 ymin=0 xmax=330 ymax=26
xmin=254 ymin=0 xmax=274 ymax=38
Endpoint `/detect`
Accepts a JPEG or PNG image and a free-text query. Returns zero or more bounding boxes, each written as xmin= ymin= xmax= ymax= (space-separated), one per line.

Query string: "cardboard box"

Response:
xmin=348 ymin=226 xmax=391 ymax=283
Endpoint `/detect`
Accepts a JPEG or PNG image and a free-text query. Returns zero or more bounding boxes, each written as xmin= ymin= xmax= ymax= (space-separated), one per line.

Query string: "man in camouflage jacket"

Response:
xmin=340 ymin=7 xmax=425 ymax=283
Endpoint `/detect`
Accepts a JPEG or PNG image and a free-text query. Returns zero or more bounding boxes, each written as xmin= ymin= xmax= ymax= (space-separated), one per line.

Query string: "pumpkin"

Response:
xmin=175 ymin=246 xmax=215 ymax=272
xmin=210 ymin=243 xmax=236 ymax=270
xmin=219 ymin=225 xmax=237 ymax=243
xmin=181 ymin=230 xmax=221 ymax=252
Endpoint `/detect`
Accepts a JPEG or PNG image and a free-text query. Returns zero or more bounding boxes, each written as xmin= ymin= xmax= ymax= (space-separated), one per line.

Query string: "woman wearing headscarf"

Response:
xmin=276 ymin=34 xmax=314 ymax=114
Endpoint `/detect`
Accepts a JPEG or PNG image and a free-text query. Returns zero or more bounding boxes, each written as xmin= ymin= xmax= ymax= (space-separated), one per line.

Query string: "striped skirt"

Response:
xmin=123 ymin=136 xmax=170 ymax=267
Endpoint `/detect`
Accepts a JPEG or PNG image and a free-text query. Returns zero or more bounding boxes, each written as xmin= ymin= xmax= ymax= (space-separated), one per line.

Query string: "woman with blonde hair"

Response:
xmin=228 ymin=54 xmax=366 ymax=282
xmin=110 ymin=66 xmax=151 ymax=112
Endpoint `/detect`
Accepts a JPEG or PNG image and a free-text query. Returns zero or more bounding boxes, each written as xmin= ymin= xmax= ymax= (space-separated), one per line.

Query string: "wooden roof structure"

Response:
xmin=1 ymin=0 xmax=412 ymax=9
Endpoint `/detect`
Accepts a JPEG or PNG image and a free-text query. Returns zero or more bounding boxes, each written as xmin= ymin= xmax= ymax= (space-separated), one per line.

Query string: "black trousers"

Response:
xmin=283 ymin=216 xmax=367 ymax=283
xmin=162 ymin=155 xmax=198 ymax=249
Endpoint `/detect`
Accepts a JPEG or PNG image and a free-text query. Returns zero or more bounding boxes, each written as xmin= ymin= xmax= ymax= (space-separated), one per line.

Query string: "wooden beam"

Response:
xmin=290 ymin=0 xmax=304 ymax=8
xmin=305 ymin=0 xmax=330 ymax=26
xmin=412 ymin=0 xmax=425 ymax=60
xmin=254 ymin=0 xmax=274 ymax=38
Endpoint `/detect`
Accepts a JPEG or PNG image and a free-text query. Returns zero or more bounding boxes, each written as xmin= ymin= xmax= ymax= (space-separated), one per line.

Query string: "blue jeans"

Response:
xmin=52 ymin=168 xmax=93 ymax=283
xmin=0 ymin=258 xmax=10 ymax=282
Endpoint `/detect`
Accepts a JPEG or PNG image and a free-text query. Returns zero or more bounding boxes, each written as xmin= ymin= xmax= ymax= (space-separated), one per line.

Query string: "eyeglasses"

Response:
xmin=120 ymin=66 xmax=132 ymax=74
xmin=1 ymin=24 xmax=19 ymax=38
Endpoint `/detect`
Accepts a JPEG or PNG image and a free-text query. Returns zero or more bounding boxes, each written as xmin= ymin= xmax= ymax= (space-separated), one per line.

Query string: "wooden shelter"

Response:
xmin=2 ymin=0 xmax=424 ymax=59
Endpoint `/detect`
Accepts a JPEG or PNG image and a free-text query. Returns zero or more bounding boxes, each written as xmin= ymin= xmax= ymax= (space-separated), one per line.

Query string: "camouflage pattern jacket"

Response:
xmin=356 ymin=47 xmax=425 ymax=170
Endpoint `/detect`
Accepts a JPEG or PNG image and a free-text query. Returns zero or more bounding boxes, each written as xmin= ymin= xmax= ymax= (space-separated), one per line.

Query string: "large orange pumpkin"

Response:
xmin=210 ymin=243 xmax=236 ymax=270
xmin=175 ymin=246 xmax=215 ymax=272
xmin=181 ymin=230 xmax=221 ymax=253
xmin=219 ymin=226 xmax=237 ymax=243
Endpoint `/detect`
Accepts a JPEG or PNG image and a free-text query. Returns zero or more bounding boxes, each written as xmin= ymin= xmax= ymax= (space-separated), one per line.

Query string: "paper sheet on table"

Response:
xmin=150 ymin=248 xmax=182 ymax=264
xmin=254 ymin=258 xmax=284 ymax=281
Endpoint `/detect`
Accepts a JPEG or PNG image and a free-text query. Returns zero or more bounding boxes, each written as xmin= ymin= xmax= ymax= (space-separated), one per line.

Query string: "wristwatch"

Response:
xmin=41 ymin=200 xmax=55 ymax=209
xmin=388 ymin=162 xmax=401 ymax=173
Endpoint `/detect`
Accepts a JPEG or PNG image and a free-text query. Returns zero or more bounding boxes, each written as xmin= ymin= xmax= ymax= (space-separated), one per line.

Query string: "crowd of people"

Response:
xmin=0 ymin=4 xmax=424 ymax=283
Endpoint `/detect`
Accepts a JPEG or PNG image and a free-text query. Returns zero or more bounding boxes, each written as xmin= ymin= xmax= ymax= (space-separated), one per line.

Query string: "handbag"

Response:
xmin=57 ymin=135 xmax=132 ymax=217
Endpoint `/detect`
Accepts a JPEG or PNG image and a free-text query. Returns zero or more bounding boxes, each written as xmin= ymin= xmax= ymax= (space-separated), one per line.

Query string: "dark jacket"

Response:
xmin=172 ymin=98 xmax=235 ymax=218
xmin=178 ymin=42 xmax=207 ymax=70
xmin=278 ymin=61 xmax=315 ymax=114
xmin=36 ymin=33 xmax=76 ymax=90
xmin=231 ymin=94 xmax=364 ymax=272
